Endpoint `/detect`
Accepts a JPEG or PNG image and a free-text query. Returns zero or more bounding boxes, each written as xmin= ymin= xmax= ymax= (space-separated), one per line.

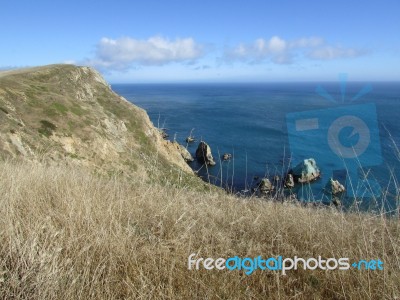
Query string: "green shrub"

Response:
xmin=70 ymin=104 xmax=85 ymax=116
xmin=38 ymin=120 xmax=56 ymax=137
xmin=51 ymin=102 xmax=68 ymax=115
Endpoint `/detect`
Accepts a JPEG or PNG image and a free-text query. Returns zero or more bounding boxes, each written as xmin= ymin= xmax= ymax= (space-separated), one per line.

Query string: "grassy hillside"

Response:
xmin=0 ymin=65 xmax=202 ymax=187
xmin=0 ymin=161 xmax=399 ymax=299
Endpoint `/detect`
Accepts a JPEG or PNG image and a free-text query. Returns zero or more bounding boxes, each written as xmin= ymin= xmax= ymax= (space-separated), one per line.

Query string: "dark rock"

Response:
xmin=332 ymin=197 xmax=341 ymax=207
xmin=290 ymin=158 xmax=321 ymax=183
xmin=285 ymin=173 xmax=295 ymax=188
xmin=195 ymin=141 xmax=216 ymax=166
xmin=222 ymin=153 xmax=232 ymax=161
xmin=186 ymin=128 xmax=195 ymax=143
xmin=186 ymin=136 xmax=195 ymax=143
xmin=327 ymin=178 xmax=346 ymax=195
xmin=259 ymin=178 xmax=274 ymax=194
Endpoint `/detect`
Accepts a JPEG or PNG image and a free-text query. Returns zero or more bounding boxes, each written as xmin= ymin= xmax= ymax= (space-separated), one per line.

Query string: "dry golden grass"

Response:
xmin=0 ymin=161 xmax=399 ymax=299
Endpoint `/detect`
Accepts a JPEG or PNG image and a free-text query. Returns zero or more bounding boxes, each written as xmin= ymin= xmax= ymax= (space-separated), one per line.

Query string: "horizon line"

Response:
xmin=110 ymin=80 xmax=400 ymax=85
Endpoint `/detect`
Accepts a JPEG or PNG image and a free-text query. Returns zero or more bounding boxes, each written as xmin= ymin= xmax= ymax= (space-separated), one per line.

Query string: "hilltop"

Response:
xmin=0 ymin=64 xmax=204 ymax=186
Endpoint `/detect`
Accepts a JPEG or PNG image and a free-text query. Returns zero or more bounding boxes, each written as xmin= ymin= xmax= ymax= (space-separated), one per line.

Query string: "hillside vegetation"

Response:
xmin=0 ymin=65 xmax=199 ymax=185
xmin=0 ymin=161 xmax=399 ymax=299
xmin=0 ymin=65 xmax=399 ymax=299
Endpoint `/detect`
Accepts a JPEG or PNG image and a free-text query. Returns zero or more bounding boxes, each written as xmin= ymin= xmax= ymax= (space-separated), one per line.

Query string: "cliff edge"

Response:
xmin=0 ymin=64 xmax=193 ymax=178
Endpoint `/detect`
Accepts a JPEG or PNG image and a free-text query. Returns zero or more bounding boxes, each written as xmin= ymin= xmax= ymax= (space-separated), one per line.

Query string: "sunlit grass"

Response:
xmin=0 ymin=161 xmax=399 ymax=299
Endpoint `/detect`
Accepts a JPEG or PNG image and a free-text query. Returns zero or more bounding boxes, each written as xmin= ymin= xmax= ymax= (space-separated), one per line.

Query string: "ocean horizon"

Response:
xmin=113 ymin=82 xmax=400 ymax=212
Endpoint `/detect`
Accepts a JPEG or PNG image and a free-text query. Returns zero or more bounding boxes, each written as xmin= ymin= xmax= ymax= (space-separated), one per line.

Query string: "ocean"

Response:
xmin=113 ymin=82 xmax=400 ymax=212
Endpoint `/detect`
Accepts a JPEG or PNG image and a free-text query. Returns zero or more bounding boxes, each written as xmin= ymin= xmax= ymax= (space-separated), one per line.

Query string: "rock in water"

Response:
xmin=290 ymin=158 xmax=321 ymax=183
xmin=174 ymin=142 xmax=194 ymax=162
xmin=222 ymin=153 xmax=232 ymax=161
xmin=186 ymin=136 xmax=195 ymax=143
xmin=186 ymin=128 xmax=195 ymax=143
xmin=195 ymin=141 xmax=216 ymax=166
xmin=285 ymin=173 xmax=295 ymax=188
xmin=259 ymin=178 xmax=274 ymax=194
xmin=327 ymin=178 xmax=346 ymax=195
xmin=332 ymin=197 xmax=341 ymax=207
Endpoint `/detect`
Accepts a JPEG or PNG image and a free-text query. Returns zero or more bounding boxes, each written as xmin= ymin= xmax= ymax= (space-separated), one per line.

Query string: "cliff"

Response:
xmin=0 ymin=64 xmax=194 ymax=179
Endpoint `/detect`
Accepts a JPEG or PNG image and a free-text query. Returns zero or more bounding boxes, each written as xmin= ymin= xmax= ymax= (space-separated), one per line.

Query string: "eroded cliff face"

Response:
xmin=0 ymin=64 xmax=193 ymax=177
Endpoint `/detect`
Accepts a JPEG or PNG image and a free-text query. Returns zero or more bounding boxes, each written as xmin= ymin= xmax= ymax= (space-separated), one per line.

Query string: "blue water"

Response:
xmin=113 ymin=82 xmax=400 ymax=212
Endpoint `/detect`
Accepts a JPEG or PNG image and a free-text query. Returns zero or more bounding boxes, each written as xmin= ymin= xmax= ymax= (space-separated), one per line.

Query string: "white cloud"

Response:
xmin=224 ymin=36 xmax=366 ymax=65
xmin=88 ymin=36 xmax=204 ymax=71
xmin=289 ymin=37 xmax=324 ymax=48
xmin=225 ymin=36 xmax=292 ymax=64
xmin=268 ymin=36 xmax=287 ymax=53
xmin=307 ymin=46 xmax=366 ymax=60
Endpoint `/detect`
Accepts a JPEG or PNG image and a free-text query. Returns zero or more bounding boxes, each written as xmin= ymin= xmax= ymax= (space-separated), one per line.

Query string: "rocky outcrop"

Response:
xmin=332 ymin=197 xmax=341 ymax=207
xmin=285 ymin=174 xmax=295 ymax=188
xmin=259 ymin=178 xmax=274 ymax=194
xmin=290 ymin=158 xmax=321 ymax=183
xmin=186 ymin=128 xmax=195 ymax=143
xmin=173 ymin=142 xmax=194 ymax=162
xmin=326 ymin=178 xmax=346 ymax=195
xmin=186 ymin=136 xmax=195 ymax=143
xmin=195 ymin=141 xmax=216 ymax=166
xmin=0 ymin=64 xmax=194 ymax=177
xmin=222 ymin=153 xmax=232 ymax=161
xmin=159 ymin=129 xmax=169 ymax=139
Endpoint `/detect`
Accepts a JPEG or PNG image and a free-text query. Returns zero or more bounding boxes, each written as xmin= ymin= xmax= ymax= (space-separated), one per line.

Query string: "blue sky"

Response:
xmin=1 ymin=0 xmax=399 ymax=82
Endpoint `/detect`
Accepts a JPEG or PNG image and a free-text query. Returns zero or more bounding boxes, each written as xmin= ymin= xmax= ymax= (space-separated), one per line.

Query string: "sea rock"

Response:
xmin=186 ymin=136 xmax=195 ymax=143
xmin=332 ymin=197 xmax=341 ymax=207
xmin=285 ymin=173 xmax=295 ymax=188
xmin=195 ymin=141 xmax=216 ymax=166
xmin=222 ymin=153 xmax=232 ymax=161
xmin=174 ymin=142 xmax=194 ymax=162
xmin=259 ymin=178 xmax=274 ymax=194
xmin=290 ymin=158 xmax=321 ymax=183
xmin=186 ymin=129 xmax=195 ymax=143
xmin=327 ymin=178 xmax=346 ymax=195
